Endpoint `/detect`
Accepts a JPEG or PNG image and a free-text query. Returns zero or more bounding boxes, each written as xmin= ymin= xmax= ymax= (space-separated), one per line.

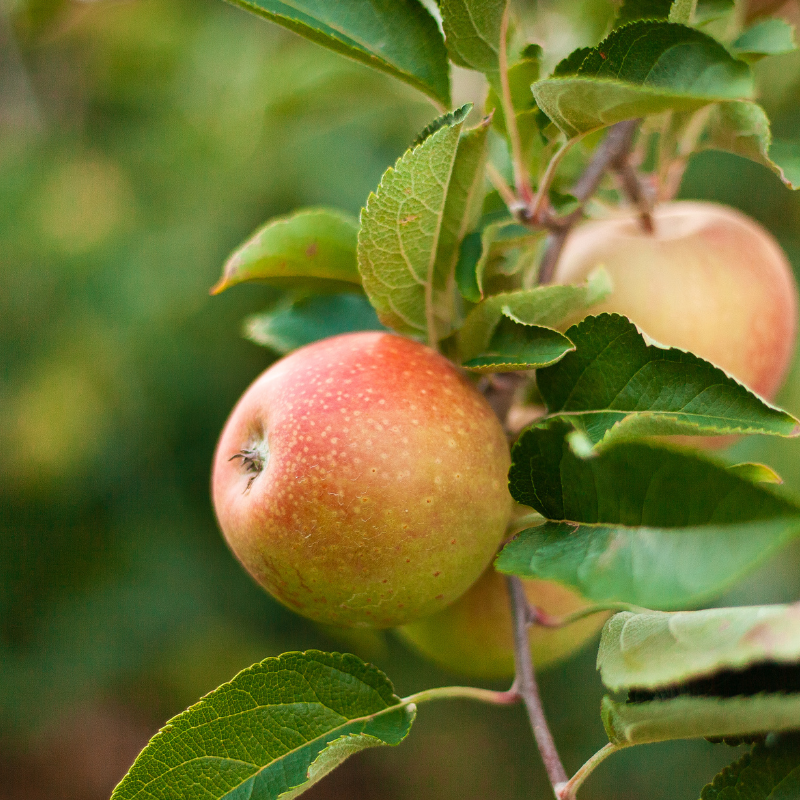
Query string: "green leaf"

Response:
xmin=244 ymin=294 xmax=385 ymax=354
xmin=616 ymin=0 xmax=733 ymax=26
xmin=534 ymin=21 xmax=754 ymax=138
xmin=224 ymin=0 xmax=450 ymax=107
xmin=211 ymin=208 xmax=360 ymax=295
xmin=728 ymin=462 xmax=783 ymax=484
xmin=535 ymin=314 xmax=800 ymax=446
xmin=668 ymin=0 xmax=698 ymax=24
xmin=701 ymin=102 xmax=800 ymax=189
xmin=462 ymin=320 xmax=575 ymax=373
xmin=731 ymin=19 xmax=797 ymax=61
xmin=603 ymin=694 xmax=800 ymax=746
xmin=358 ymin=105 xmax=486 ymax=343
xmin=458 ymin=268 xmax=611 ymax=363
xmin=433 ymin=115 xmax=491 ymax=307
xmin=701 ymin=735 xmax=800 ymax=800
xmin=598 ymin=606 xmax=800 ymax=692
xmin=439 ymin=0 xmax=506 ymax=78
xmin=497 ymin=421 xmax=800 ymax=608
xmin=111 ymin=651 xmax=415 ymax=800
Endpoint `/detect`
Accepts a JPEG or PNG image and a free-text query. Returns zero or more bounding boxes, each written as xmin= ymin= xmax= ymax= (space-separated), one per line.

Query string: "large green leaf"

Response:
xmin=358 ymin=105 xmax=486 ymax=343
xmin=603 ymin=694 xmax=800 ymax=746
xmin=225 ymin=0 xmax=450 ymax=107
xmin=497 ymin=421 xmax=800 ymax=608
xmin=244 ymin=294 xmax=385 ymax=354
xmin=535 ymin=314 xmax=800 ymax=446
xmin=439 ymin=0 xmax=506 ymax=79
xmin=533 ymin=21 xmax=754 ymax=137
xmin=702 ymin=102 xmax=800 ymax=189
xmin=111 ymin=651 xmax=415 ymax=800
xmin=598 ymin=606 xmax=800 ymax=692
xmin=211 ymin=208 xmax=360 ymax=295
xmin=458 ymin=268 xmax=611 ymax=363
xmin=701 ymin=735 xmax=800 ymax=800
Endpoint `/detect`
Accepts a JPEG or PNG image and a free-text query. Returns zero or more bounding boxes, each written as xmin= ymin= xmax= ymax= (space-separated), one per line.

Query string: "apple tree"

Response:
xmin=111 ymin=1 xmax=800 ymax=798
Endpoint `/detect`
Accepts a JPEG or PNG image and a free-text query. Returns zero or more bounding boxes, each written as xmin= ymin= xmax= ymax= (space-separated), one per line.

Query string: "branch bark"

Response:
xmin=505 ymin=575 xmax=569 ymax=796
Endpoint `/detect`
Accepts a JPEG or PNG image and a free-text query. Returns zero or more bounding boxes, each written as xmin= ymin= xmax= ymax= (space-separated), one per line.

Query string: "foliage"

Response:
xmin=6 ymin=0 xmax=800 ymax=797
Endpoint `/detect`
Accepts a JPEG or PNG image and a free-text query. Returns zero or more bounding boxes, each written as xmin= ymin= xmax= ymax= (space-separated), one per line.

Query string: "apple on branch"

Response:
xmin=554 ymin=201 xmax=798 ymax=402
xmin=212 ymin=331 xmax=512 ymax=629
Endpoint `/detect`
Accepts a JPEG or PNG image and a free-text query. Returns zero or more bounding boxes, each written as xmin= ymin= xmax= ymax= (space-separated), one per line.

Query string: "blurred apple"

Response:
xmin=554 ymin=201 xmax=797 ymax=401
xmin=398 ymin=567 xmax=608 ymax=678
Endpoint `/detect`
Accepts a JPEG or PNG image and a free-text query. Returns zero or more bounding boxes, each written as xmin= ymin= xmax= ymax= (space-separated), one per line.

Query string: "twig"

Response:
xmin=537 ymin=119 xmax=647 ymax=284
xmin=558 ymin=743 xmax=620 ymax=800
xmin=506 ymin=575 xmax=569 ymax=796
xmin=499 ymin=4 xmax=535 ymax=211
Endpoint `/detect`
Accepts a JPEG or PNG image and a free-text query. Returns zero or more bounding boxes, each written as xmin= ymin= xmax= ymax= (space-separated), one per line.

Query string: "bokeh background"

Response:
xmin=3 ymin=0 xmax=800 ymax=798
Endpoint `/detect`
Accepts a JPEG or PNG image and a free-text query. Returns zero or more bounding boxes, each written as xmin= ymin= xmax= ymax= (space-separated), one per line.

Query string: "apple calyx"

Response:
xmin=229 ymin=442 xmax=269 ymax=492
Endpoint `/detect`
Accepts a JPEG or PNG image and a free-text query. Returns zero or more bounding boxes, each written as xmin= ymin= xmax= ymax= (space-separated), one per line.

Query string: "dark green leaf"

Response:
xmin=702 ymin=102 xmax=800 ymax=189
xmin=701 ymin=735 xmax=800 ymax=800
xmin=732 ymin=19 xmax=796 ymax=61
xmin=598 ymin=606 xmax=800 ymax=692
xmin=225 ymin=0 xmax=450 ymax=107
xmin=498 ymin=421 xmax=800 ymax=608
xmin=440 ymin=0 xmax=506 ymax=78
xmin=244 ymin=294 xmax=385 ymax=354
xmin=358 ymin=105 xmax=477 ymax=343
xmin=534 ymin=21 xmax=754 ymax=137
xmin=111 ymin=651 xmax=415 ymax=800
xmin=552 ymin=47 xmax=593 ymax=77
xmin=535 ymin=314 xmax=800 ymax=445
xmin=211 ymin=208 xmax=360 ymax=295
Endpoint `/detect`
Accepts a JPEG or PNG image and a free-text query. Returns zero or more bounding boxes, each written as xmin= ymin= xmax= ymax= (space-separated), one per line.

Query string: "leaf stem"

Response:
xmin=506 ymin=574 xmax=569 ymax=796
xmin=403 ymin=685 xmax=520 ymax=707
xmin=499 ymin=4 xmax=535 ymax=213
xmin=558 ymin=743 xmax=620 ymax=800
xmin=528 ymin=136 xmax=581 ymax=224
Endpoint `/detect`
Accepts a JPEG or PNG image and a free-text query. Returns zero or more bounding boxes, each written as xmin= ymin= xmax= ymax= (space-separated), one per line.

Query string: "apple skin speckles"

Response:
xmin=212 ymin=331 xmax=512 ymax=629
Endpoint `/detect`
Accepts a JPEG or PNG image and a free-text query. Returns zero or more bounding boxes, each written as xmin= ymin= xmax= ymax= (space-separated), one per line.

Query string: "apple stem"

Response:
xmin=505 ymin=575 xmax=569 ymax=796
xmin=557 ymin=743 xmax=621 ymax=800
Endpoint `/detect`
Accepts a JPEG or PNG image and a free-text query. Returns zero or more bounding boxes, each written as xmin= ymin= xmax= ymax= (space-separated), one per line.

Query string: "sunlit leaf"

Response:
xmin=534 ymin=21 xmax=753 ymax=137
xmin=225 ymin=0 xmax=450 ymax=106
xmin=358 ymin=105 xmax=482 ymax=343
xmin=211 ymin=208 xmax=360 ymax=295
xmin=244 ymin=294 xmax=384 ymax=354
xmin=728 ymin=462 xmax=783 ymax=485
xmin=111 ymin=651 xmax=415 ymax=800
xmin=535 ymin=314 xmax=800 ymax=445
xmin=598 ymin=606 xmax=800 ymax=692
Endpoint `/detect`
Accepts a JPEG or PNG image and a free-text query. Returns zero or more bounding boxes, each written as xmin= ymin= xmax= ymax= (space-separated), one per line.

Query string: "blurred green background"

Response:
xmin=2 ymin=0 xmax=800 ymax=798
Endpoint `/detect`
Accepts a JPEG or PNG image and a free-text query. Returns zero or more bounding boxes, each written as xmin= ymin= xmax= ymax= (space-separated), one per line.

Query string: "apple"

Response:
xmin=212 ymin=331 xmax=512 ymax=629
xmin=397 ymin=567 xmax=608 ymax=678
xmin=554 ymin=201 xmax=798 ymax=401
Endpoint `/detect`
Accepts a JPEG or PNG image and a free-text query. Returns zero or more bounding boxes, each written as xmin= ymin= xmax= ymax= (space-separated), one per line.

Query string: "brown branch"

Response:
xmin=537 ymin=118 xmax=650 ymax=284
xmin=506 ymin=575 xmax=569 ymax=796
